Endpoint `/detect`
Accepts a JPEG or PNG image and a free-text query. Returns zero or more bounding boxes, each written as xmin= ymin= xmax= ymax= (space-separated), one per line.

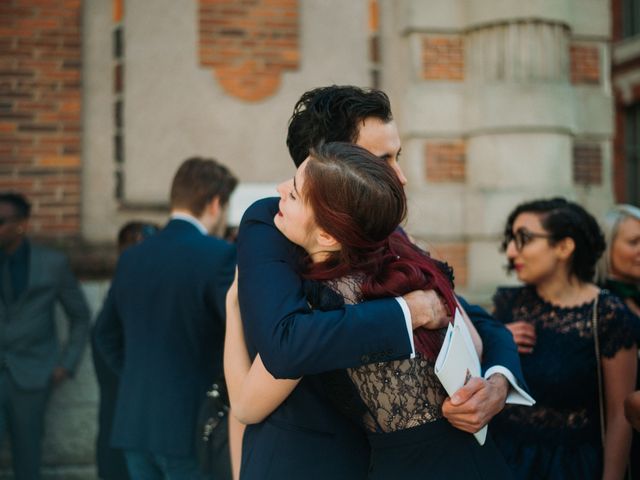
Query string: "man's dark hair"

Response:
xmin=0 ymin=192 xmax=31 ymax=219
xmin=117 ymin=221 xmax=159 ymax=253
xmin=286 ymin=85 xmax=393 ymax=167
xmin=170 ymin=157 xmax=237 ymax=216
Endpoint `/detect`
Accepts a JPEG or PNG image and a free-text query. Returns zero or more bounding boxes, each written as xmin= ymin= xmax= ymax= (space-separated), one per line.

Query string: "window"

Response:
xmin=623 ymin=0 xmax=640 ymax=38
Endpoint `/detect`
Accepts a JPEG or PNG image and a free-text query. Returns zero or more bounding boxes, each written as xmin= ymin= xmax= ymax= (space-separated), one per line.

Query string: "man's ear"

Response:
xmin=316 ymin=229 xmax=339 ymax=250
xmin=206 ymin=196 xmax=221 ymax=220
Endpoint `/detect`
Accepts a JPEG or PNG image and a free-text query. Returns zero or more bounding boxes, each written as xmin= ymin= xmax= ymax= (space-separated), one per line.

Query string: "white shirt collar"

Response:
xmin=170 ymin=212 xmax=208 ymax=236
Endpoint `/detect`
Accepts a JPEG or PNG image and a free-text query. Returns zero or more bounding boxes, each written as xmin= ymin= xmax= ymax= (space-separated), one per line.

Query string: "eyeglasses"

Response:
xmin=506 ymin=229 xmax=552 ymax=252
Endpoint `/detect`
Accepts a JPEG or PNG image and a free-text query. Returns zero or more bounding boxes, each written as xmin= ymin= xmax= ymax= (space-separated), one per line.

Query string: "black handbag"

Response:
xmin=195 ymin=380 xmax=232 ymax=479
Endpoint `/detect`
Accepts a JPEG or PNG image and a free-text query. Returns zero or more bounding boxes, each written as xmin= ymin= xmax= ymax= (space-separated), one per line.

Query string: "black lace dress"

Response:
xmin=491 ymin=286 xmax=638 ymax=480
xmin=317 ymin=276 xmax=512 ymax=480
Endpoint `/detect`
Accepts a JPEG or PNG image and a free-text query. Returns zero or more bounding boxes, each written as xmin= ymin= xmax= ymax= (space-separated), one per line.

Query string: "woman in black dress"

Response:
xmin=491 ymin=198 xmax=637 ymax=480
xmin=225 ymin=142 xmax=511 ymax=479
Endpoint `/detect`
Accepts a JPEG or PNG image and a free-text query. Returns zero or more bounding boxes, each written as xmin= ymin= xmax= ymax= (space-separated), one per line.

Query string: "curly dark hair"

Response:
xmin=501 ymin=197 xmax=606 ymax=282
xmin=286 ymin=85 xmax=393 ymax=167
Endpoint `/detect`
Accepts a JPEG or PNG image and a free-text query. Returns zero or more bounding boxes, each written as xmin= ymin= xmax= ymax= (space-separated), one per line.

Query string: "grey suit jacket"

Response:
xmin=0 ymin=243 xmax=91 ymax=390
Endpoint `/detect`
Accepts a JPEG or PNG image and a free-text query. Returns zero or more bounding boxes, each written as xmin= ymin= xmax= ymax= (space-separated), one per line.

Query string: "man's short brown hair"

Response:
xmin=170 ymin=157 xmax=237 ymax=216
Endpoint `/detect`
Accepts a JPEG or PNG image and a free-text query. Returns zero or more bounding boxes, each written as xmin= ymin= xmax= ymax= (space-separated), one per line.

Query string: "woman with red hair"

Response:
xmin=225 ymin=142 xmax=511 ymax=479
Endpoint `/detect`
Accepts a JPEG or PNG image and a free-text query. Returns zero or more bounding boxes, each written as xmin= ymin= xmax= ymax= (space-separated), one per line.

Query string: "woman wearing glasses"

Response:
xmin=490 ymin=197 xmax=637 ymax=480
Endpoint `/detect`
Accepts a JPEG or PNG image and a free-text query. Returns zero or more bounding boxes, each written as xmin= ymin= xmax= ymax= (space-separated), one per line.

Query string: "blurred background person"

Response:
xmin=597 ymin=204 xmax=640 ymax=316
xmin=95 ymin=157 xmax=237 ymax=480
xmin=0 ymin=192 xmax=91 ymax=480
xmin=597 ymin=204 xmax=640 ymax=479
xmin=490 ymin=197 xmax=637 ymax=480
xmin=91 ymin=221 xmax=159 ymax=480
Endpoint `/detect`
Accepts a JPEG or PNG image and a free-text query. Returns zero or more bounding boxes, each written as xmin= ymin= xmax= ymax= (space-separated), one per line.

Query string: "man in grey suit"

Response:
xmin=0 ymin=192 xmax=91 ymax=480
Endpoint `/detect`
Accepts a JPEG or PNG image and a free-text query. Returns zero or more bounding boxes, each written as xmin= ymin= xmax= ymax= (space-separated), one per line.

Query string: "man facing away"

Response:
xmin=95 ymin=158 xmax=237 ymax=479
xmin=0 ymin=192 xmax=91 ymax=480
xmin=234 ymin=86 xmax=532 ymax=479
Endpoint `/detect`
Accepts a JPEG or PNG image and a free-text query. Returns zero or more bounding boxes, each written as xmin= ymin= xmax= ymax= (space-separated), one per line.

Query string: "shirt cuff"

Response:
xmin=395 ymin=297 xmax=416 ymax=359
xmin=484 ymin=365 xmax=535 ymax=406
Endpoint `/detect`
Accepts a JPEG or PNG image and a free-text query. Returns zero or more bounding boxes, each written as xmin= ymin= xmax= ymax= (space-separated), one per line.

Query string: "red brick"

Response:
xmin=570 ymin=44 xmax=600 ymax=85
xmin=421 ymin=35 xmax=465 ymax=81
xmin=425 ymin=141 xmax=466 ymax=182
xmin=198 ymin=0 xmax=299 ymax=101
xmin=0 ymin=0 xmax=82 ymax=240
xmin=426 ymin=242 xmax=468 ymax=288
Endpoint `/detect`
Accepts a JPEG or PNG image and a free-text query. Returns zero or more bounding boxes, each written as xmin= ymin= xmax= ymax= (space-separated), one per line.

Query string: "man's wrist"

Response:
xmin=487 ymin=373 xmax=509 ymax=404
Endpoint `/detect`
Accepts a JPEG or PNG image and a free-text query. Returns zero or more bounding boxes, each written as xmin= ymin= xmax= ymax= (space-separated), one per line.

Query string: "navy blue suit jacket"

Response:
xmin=236 ymin=198 xmax=525 ymax=479
xmin=95 ymin=219 xmax=236 ymax=457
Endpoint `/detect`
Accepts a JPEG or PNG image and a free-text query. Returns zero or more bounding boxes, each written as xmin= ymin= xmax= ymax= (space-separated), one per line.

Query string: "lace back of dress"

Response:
xmin=325 ymin=276 xmax=448 ymax=433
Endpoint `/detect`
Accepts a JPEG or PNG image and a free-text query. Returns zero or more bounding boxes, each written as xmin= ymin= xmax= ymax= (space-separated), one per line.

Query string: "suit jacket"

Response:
xmin=236 ymin=198 xmax=527 ymax=479
xmin=91 ymin=301 xmax=130 ymax=480
xmin=0 ymin=242 xmax=90 ymax=390
xmin=94 ymin=219 xmax=236 ymax=457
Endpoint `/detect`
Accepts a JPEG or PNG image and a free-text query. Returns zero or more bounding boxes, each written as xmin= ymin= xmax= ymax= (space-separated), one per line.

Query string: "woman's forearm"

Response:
xmin=223 ymin=291 xmax=254 ymax=418
xmin=601 ymin=346 xmax=637 ymax=480
xmin=228 ymin=412 xmax=245 ymax=480
xmin=224 ymin=278 xmax=300 ymax=424
xmin=602 ymin=413 xmax=632 ymax=480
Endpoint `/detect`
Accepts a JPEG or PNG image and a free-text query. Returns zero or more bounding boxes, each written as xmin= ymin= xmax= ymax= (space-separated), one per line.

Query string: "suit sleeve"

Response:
xmin=94 ymin=286 xmax=124 ymax=374
xmin=56 ymin=255 xmax=91 ymax=374
xmin=457 ymin=295 xmax=528 ymax=391
xmin=236 ymin=198 xmax=412 ymax=379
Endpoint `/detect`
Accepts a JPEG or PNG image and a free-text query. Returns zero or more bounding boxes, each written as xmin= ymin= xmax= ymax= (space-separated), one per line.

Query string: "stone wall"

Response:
xmin=379 ymin=0 xmax=613 ymax=302
xmin=81 ymin=0 xmax=371 ymax=243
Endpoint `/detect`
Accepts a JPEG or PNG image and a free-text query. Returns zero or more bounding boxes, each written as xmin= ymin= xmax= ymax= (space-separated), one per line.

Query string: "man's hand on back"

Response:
xmin=403 ymin=290 xmax=450 ymax=330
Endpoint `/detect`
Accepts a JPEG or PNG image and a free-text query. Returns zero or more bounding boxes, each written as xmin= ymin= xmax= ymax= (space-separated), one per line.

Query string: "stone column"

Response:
xmin=379 ymin=0 xmax=612 ymax=301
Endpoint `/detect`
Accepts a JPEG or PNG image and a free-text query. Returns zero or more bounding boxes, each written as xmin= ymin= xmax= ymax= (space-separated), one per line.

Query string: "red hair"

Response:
xmin=302 ymin=143 xmax=456 ymax=360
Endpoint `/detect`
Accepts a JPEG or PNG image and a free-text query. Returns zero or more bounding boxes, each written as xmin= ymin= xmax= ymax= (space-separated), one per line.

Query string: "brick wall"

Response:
xmin=428 ymin=242 xmax=468 ymax=288
xmin=573 ymin=142 xmax=602 ymax=185
xmin=421 ymin=35 xmax=464 ymax=81
xmin=570 ymin=43 xmax=600 ymax=85
xmin=425 ymin=141 xmax=466 ymax=182
xmin=0 ymin=0 xmax=82 ymax=240
xmin=199 ymin=0 xmax=300 ymax=102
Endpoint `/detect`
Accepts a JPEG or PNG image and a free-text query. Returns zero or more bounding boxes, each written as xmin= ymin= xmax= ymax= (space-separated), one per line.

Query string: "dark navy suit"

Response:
xmin=95 ymin=219 xmax=235 ymax=465
xmin=236 ymin=198 xmax=527 ymax=480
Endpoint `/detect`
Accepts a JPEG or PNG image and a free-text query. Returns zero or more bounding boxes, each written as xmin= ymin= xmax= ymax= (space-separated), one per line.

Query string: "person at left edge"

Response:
xmin=0 ymin=192 xmax=91 ymax=480
xmin=95 ymin=157 xmax=237 ymax=480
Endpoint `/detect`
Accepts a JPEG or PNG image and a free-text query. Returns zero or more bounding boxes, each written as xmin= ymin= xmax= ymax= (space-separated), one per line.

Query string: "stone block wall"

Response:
xmin=380 ymin=0 xmax=613 ymax=301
